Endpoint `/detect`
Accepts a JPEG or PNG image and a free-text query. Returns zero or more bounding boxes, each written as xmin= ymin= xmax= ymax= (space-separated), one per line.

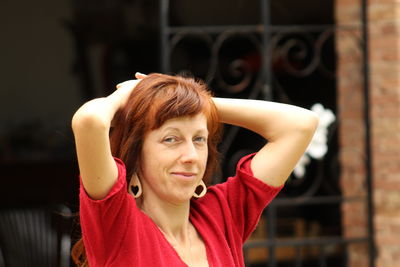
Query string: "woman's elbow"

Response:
xmin=300 ymin=111 xmax=319 ymax=135
xmin=71 ymin=107 xmax=108 ymax=135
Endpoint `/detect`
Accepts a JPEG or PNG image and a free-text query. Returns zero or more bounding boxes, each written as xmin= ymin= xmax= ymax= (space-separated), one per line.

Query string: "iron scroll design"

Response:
xmin=160 ymin=1 xmax=372 ymax=266
xmin=164 ymin=26 xmax=341 ymax=195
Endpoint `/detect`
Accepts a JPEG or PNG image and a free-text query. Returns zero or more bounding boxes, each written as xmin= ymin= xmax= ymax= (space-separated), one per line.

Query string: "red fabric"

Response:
xmin=79 ymin=154 xmax=283 ymax=266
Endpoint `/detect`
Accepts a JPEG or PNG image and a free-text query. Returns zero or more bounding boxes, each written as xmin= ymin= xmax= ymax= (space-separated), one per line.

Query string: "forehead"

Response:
xmin=163 ymin=113 xmax=207 ymax=130
xmin=154 ymin=114 xmax=208 ymax=135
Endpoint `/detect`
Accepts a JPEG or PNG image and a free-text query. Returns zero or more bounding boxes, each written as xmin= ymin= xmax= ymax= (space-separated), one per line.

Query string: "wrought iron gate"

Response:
xmin=159 ymin=0 xmax=374 ymax=266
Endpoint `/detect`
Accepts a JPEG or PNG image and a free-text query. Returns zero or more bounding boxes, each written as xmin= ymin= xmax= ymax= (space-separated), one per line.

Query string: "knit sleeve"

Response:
xmin=229 ymin=153 xmax=283 ymax=241
xmin=197 ymin=153 xmax=283 ymax=243
xmin=79 ymin=157 xmax=138 ymax=266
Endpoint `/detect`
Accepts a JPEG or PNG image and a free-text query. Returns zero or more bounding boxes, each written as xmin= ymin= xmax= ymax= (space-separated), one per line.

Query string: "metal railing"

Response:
xmin=160 ymin=0 xmax=374 ymax=266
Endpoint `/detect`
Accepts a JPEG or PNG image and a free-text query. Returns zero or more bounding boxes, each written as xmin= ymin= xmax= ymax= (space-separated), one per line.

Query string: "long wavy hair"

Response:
xmin=71 ymin=73 xmax=222 ymax=266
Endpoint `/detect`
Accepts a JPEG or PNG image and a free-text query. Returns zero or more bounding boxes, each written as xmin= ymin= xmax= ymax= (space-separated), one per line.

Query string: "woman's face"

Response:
xmin=140 ymin=113 xmax=209 ymax=204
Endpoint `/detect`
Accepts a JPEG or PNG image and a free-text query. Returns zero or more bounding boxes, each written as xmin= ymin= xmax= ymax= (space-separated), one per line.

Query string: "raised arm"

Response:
xmin=213 ymin=98 xmax=319 ymax=187
xmin=71 ymin=80 xmax=140 ymax=200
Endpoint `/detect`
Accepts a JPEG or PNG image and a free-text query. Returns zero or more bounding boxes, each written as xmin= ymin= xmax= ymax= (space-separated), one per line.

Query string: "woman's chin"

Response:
xmin=165 ymin=191 xmax=195 ymax=205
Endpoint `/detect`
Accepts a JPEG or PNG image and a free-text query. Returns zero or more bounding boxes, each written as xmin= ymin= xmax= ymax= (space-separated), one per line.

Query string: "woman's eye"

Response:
xmin=194 ymin=136 xmax=207 ymax=143
xmin=164 ymin=137 xmax=178 ymax=143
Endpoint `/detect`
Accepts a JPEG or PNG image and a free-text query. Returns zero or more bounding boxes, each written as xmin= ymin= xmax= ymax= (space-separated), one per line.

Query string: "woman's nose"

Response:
xmin=180 ymin=142 xmax=199 ymax=163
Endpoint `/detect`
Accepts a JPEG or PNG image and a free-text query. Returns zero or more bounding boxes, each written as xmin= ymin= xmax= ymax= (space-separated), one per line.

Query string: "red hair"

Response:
xmin=110 ymin=73 xmax=221 ymax=182
xmin=72 ymin=73 xmax=221 ymax=266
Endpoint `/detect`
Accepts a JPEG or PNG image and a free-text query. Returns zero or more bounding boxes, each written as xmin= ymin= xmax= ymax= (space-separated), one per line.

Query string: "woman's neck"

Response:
xmin=137 ymin=194 xmax=191 ymax=243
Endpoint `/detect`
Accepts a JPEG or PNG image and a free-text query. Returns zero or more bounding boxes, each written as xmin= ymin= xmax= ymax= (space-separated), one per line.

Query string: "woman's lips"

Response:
xmin=171 ymin=172 xmax=196 ymax=179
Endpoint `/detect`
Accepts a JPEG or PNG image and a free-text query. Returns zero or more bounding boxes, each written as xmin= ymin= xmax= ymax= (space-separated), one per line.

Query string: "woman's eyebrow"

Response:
xmin=195 ymin=128 xmax=209 ymax=135
xmin=161 ymin=127 xmax=180 ymax=133
xmin=161 ymin=126 xmax=208 ymax=135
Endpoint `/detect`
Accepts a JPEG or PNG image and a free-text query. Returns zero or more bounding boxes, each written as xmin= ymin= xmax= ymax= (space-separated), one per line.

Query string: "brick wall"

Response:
xmin=369 ymin=0 xmax=400 ymax=266
xmin=336 ymin=1 xmax=369 ymax=266
xmin=336 ymin=0 xmax=400 ymax=266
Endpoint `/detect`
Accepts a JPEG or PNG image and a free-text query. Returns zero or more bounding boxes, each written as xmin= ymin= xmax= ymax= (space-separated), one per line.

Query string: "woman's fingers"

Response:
xmin=115 ymin=72 xmax=147 ymax=89
xmin=135 ymin=72 xmax=147 ymax=79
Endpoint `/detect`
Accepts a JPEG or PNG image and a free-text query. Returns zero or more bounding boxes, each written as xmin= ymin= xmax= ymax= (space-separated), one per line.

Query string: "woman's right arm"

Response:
xmin=71 ymin=79 xmax=140 ymax=200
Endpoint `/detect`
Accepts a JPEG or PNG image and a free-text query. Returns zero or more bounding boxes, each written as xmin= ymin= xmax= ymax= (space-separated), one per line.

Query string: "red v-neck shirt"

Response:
xmin=79 ymin=154 xmax=283 ymax=266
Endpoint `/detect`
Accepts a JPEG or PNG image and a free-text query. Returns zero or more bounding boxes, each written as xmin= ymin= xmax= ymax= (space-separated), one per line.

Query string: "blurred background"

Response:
xmin=0 ymin=0 xmax=399 ymax=266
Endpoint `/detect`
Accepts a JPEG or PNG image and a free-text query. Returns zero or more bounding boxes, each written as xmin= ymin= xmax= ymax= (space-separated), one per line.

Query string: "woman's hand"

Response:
xmin=112 ymin=72 xmax=147 ymax=109
xmin=115 ymin=72 xmax=147 ymax=90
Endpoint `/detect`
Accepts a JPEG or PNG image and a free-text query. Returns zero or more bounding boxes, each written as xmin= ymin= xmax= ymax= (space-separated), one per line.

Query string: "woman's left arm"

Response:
xmin=213 ymin=97 xmax=319 ymax=187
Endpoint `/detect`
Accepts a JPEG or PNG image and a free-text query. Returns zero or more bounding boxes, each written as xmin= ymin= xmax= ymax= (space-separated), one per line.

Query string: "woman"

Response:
xmin=71 ymin=73 xmax=318 ymax=266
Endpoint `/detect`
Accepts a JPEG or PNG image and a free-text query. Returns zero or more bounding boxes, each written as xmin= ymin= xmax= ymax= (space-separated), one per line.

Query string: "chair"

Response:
xmin=0 ymin=205 xmax=72 ymax=267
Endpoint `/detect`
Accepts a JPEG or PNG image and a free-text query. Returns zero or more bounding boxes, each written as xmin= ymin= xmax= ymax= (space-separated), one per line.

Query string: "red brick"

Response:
xmin=374 ymin=190 xmax=400 ymax=214
xmin=369 ymin=0 xmax=400 ymax=4
xmin=370 ymin=63 xmax=400 ymax=79
xmin=336 ymin=6 xmax=362 ymax=25
xmin=369 ymin=34 xmax=400 ymax=61
xmin=369 ymin=3 xmax=400 ymax=22
xmin=370 ymin=21 xmax=400 ymax=36
xmin=336 ymin=0 xmax=362 ymax=8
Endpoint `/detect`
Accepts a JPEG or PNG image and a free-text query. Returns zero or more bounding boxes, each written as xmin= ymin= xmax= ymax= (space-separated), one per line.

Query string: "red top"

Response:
xmin=80 ymin=154 xmax=283 ymax=267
